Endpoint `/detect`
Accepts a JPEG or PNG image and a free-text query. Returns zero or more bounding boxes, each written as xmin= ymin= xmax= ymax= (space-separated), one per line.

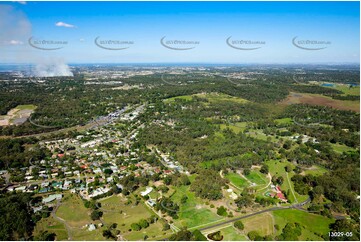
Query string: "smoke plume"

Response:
xmin=33 ymin=58 xmax=73 ymax=77
xmin=0 ymin=4 xmax=73 ymax=77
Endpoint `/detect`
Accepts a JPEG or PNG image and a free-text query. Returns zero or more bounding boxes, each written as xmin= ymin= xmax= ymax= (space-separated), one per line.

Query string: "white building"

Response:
xmin=141 ymin=187 xmax=153 ymax=196
xmin=89 ymin=187 xmax=110 ymax=198
xmin=42 ymin=194 xmax=62 ymax=203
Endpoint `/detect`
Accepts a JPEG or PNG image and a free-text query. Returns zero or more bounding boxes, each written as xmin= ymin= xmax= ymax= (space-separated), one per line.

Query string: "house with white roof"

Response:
xmin=42 ymin=194 xmax=62 ymax=203
xmin=141 ymin=187 xmax=153 ymax=197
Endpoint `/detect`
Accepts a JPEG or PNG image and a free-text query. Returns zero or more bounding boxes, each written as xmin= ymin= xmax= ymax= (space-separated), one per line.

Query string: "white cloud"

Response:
xmin=0 ymin=5 xmax=31 ymax=46
xmin=55 ymin=21 xmax=76 ymax=28
xmin=14 ymin=1 xmax=27 ymax=5
xmin=9 ymin=40 xmax=24 ymax=45
xmin=1 ymin=40 xmax=24 ymax=45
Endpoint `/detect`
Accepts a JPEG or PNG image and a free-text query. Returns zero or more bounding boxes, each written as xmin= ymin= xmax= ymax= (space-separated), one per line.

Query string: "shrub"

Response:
xmin=234 ymin=220 xmax=244 ymax=230
xmin=216 ymin=206 xmax=228 ymax=216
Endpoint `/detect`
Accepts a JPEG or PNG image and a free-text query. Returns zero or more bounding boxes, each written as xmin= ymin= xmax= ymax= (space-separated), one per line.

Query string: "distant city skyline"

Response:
xmin=0 ymin=1 xmax=359 ymax=64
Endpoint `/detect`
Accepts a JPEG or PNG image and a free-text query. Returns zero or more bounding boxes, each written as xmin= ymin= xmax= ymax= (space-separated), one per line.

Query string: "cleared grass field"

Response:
xmin=266 ymin=160 xmax=287 ymax=176
xmin=0 ymin=104 xmax=37 ymax=126
xmin=242 ymin=212 xmax=274 ymax=236
xmin=220 ymin=122 xmax=248 ymax=133
xmin=188 ymin=174 xmax=197 ymax=183
xmin=225 ymin=172 xmax=248 ymax=188
xmin=99 ymin=195 xmax=170 ymax=241
xmin=332 ymin=85 xmax=360 ymax=96
xmin=171 ymin=185 xmax=222 ymax=229
xmin=275 ymin=117 xmax=293 ymax=125
xmin=195 ymin=92 xmax=249 ymax=104
xmin=218 ymin=225 xmax=249 ymax=241
xmin=16 ymin=104 xmax=37 ymax=110
xmin=164 ymin=94 xmax=194 ymax=102
xmin=100 ymin=195 xmax=151 ymax=227
xmin=33 ymin=216 xmax=68 ymax=241
xmin=124 ymin=222 xmax=168 ymax=241
xmin=165 ymin=92 xmax=249 ymax=105
xmin=331 ymin=143 xmax=357 ymax=154
xmin=245 ymin=170 xmax=267 ymax=186
xmin=302 ymin=165 xmax=328 ymax=176
xmin=51 ymin=193 xmax=112 ymax=240
xmin=72 ymin=228 xmax=106 ymax=241
xmin=246 ymin=129 xmax=278 ymax=142
xmin=200 ymin=159 xmax=221 ymax=169
xmin=56 ymin=193 xmax=92 ymax=228
xmin=273 ymin=209 xmax=334 ymax=240
xmin=281 ymin=92 xmax=359 ymax=112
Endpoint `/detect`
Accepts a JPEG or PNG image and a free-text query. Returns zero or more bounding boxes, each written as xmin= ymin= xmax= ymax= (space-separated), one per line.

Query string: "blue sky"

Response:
xmin=0 ymin=1 xmax=360 ymax=64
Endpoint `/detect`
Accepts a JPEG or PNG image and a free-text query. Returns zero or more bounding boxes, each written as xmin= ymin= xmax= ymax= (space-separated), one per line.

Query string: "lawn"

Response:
xmin=147 ymin=189 xmax=160 ymax=200
xmin=273 ymin=209 xmax=334 ymax=240
xmin=33 ymin=216 xmax=68 ymax=241
xmin=242 ymin=212 xmax=274 ymax=236
xmin=170 ymin=185 xmax=223 ymax=229
xmin=218 ymin=225 xmax=249 ymax=241
xmin=225 ymin=172 xmax=248 ymax=188
xmin=245 ymin=170 xmax=267 ymax=186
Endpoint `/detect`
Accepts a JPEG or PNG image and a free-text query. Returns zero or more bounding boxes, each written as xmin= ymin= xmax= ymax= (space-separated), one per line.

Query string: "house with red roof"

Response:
xmin=57 ymin=153 xmax=65 ymax=158
xmin=275 ymin=186 xmax=287 ymax=202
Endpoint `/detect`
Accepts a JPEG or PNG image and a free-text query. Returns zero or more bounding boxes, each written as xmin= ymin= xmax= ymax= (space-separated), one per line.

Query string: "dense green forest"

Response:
xmin=0 ymin=193 xmax=35 ymax=240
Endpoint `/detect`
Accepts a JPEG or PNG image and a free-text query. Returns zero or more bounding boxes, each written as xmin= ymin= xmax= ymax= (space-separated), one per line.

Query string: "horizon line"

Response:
xmin=1 ymin=62 xmax=360 ymax=66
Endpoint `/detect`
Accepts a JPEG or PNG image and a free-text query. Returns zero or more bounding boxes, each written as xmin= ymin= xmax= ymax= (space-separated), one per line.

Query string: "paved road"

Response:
xmin=199 ymin=197 xmax=311 ymax=232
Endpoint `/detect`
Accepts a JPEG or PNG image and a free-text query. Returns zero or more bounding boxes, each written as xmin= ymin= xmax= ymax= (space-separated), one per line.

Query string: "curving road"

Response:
xmin=199 ymin=197 xmax=311 ymax=232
